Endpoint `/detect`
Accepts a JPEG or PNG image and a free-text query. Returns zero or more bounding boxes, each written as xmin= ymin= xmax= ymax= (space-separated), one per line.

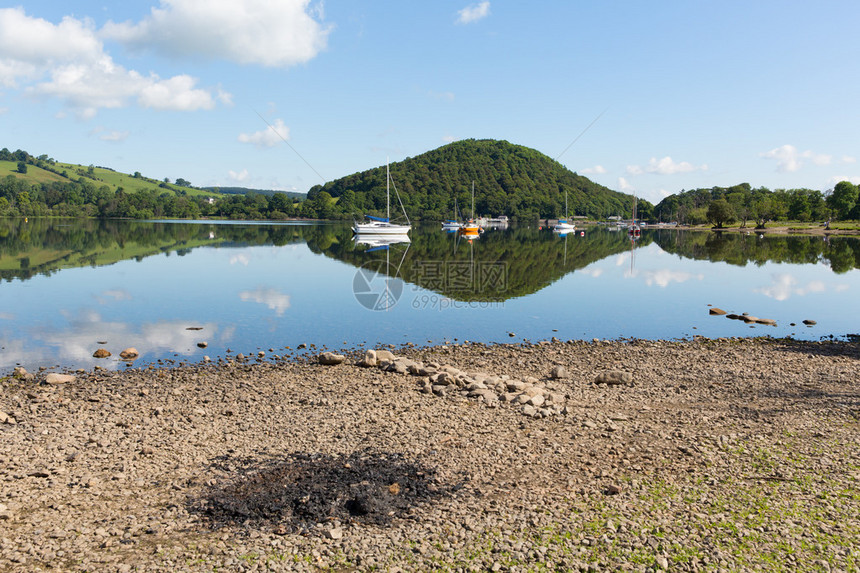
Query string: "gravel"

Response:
xmin=1 ymin=338 xmax=858 ymax=572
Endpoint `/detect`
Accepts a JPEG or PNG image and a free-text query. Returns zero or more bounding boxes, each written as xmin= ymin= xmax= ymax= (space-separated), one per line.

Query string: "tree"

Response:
xmin=826 ymin=181 xmax=858 ymax=220
xmin=706 ymin=198 xmax=734 ymax=228
xmin=268 ymin=192 xmax=291 ymax=214
xmin=175 ymin=178 xmax=191 ymax=187
xmin=17 ymin=162 xmax=27 ymax=174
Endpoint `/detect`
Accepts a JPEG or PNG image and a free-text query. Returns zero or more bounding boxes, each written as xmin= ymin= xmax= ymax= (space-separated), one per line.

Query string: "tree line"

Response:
xmin=654 ymin=182 xmax=859 ymax=228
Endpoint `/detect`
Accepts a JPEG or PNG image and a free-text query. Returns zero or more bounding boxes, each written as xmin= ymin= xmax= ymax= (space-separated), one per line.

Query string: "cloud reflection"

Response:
xmin=580 ymin=268 xmax=604 ymax=278
xmin=638 ymin=269 xmax=705 ymax=287
xmin=756 ymin=274 xmax=828 ymax=301
xmin=1 ymin=309 xmax=221 ymax=371
xmin=239 ymin=288 xmax=291 ymax=316
xmin=98 ymin=289 xmax=133 ymax=303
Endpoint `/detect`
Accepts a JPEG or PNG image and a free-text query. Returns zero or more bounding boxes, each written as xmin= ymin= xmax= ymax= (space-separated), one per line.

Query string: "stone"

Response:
xmin=803 ymin=319 xmax=817 ymax=325
xmin=325 ymin=527 xmax=343 ymax=540
xmin=196 ymin=342 xmax=208 ymax=349
xmin=375 ymin=349 xmax=396 ymax=362
xmin=528 ymin=394 xmax=546 ymax=408
xmin=357 ymin=349 xmax=377 ymax=367
xmin=549 ymin=365 xmax=568 ymax=379
xmin=595 ymin=371 xmax=633 ymax=386
xmin=756 ymin=318 xmax=777 ymax=326
xmin=318 ymin=352 xmax=346 ymax=365
xmin=45 ymin=373 xmax=75 ymax=385
xmin=12 ymin=366 xmax=28 ymax=379
xmin=0 ymin=411 xmax=7 ymax=424
xmin=605 ymin=484 xmax=623 ymax=495
xmin=709 ymin=307 xmax=727 ymax=315
xmin=92 ymin=348 xmax=111 ymax=358
xmin=387 ymin=361 xmax=409 ymax=375
xmin=119 ymin=348 xmax=140 ymax=359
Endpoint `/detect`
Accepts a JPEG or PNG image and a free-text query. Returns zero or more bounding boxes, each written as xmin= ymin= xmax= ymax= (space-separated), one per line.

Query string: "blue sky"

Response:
xmin=1 ymin=1 xmax=859 ymax=204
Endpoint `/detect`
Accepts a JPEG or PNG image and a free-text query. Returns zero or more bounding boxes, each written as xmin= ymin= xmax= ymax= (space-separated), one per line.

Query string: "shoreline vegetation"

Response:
xmin=3 ymin=141 xmax=860 ymax=227
xmin=1 ymin=338 xmax=858 ymax=571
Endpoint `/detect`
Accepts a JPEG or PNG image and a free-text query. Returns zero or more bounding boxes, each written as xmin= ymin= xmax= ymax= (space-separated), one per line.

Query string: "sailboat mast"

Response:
xmin=386 ymin=160 xmax=390 ymax=220
xmin=471 ymin=181 xmax=475 ymax=220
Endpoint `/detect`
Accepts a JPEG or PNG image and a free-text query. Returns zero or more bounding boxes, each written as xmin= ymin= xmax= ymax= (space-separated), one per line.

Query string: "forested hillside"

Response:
xmin=309 ymin=139 xmax=642 ymax=221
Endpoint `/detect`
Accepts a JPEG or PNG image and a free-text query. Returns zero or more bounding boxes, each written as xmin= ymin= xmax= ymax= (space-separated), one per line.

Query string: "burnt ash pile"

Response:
xmin=190 ymin=449 xmax=458 ymax=531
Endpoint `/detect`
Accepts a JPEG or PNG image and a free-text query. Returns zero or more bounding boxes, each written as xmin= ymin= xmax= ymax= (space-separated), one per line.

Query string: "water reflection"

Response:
xmin=1 ymin=219 xmax=858 ymax=372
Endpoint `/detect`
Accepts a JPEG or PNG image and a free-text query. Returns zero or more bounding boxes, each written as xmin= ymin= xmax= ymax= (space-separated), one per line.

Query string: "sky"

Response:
xmin=1 ymin=0 xmax=859 ymax=204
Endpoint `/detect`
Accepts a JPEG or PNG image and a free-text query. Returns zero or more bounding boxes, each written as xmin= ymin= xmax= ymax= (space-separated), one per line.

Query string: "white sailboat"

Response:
xmin=628 ymin=192 xmax=641 ymax=239
xmin=553 ymin=189 xmax=576 ymax=234
xmin=353 ymin=161 xmax=411 ymax=235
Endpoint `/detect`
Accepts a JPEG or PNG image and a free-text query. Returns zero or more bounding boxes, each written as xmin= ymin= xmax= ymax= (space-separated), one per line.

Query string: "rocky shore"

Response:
xmin=1 ymin=338 xmax=858 ymax=572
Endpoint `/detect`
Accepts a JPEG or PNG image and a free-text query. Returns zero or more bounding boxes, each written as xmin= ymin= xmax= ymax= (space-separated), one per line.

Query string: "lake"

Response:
xmin=1 ymin=218 xmax=858 ymax=373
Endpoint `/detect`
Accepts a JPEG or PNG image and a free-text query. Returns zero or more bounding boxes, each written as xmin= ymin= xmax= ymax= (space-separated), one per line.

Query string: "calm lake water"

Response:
xmin=1 ymin=218 xmax=858 ymax=373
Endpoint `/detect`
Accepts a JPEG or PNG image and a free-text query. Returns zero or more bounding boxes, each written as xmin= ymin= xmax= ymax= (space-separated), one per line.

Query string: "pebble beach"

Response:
xmin=1 ymin=338 xmax=858 ymax=572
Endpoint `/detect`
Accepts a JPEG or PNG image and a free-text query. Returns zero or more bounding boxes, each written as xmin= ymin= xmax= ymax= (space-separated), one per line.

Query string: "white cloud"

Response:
xmin=826 ymin=175 xmax=860 ymax=186
xmin=456 ymin=1 xmax=491 ymax=24
xmin=239 ymin=288 xmax=291 ymax=316
xmin=238 ymin=119 xmax=290 ymax=147
xmin=617 ymin=177 xmax=634 ymax=192
xmin=1 ymin=7 xmax=222 ymax=116
xmin=760 ymin=144 xmax=832 ymax=173
xmin=581 ymin=165 xmax=606 ymax=175
xmin=627 ymin=156 xmax=708 ymax=176
xmin=0 ymin=107 xmax=8 ymax=115
xmin=442 ymin=135 xmax=457 ymax=143
xmin=228 ymin=168 xmax=249 ymax=182
xmin=102 ymin=0 xmax=331 ymax=67
xmin=841 ymin=155 xmax=856 ymax=164
xmin=138 ymin=74 xmax=216 ymax=110
xmin=428 ymin=90 xmax=455 ymax=102
xmin=0 ymin=7 xmax=102 ymax=87
xmin=90 ymin=127 xmax=130 ymax=142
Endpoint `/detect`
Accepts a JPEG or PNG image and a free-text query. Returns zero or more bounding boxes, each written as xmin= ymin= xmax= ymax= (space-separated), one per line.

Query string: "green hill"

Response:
xmin=309 ymin=139 xmax=640 ymax=221
xmin=0 ymin=158 xmax=210 ymax=198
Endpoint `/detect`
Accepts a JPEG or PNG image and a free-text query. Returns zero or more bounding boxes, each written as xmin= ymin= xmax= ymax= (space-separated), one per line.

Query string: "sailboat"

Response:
xmin=628 ymin=192 xmax=641 ymax=239
xmin=353 ymin=161 xmax=411 ymax=235
xmin=442 ymin=197 xmax=462 ymax=230
xmin=553 ymin=189 xmax=576 ymax=234
xmin=459 ymin=181 xmax=482 ymax=238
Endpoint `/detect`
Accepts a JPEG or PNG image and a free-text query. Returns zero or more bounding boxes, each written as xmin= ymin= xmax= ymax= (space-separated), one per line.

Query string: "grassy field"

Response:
xmin=0 ymin=161 xmax=69 ymax=185
xmin=1 ymin=160 xmax=216 ymax=198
